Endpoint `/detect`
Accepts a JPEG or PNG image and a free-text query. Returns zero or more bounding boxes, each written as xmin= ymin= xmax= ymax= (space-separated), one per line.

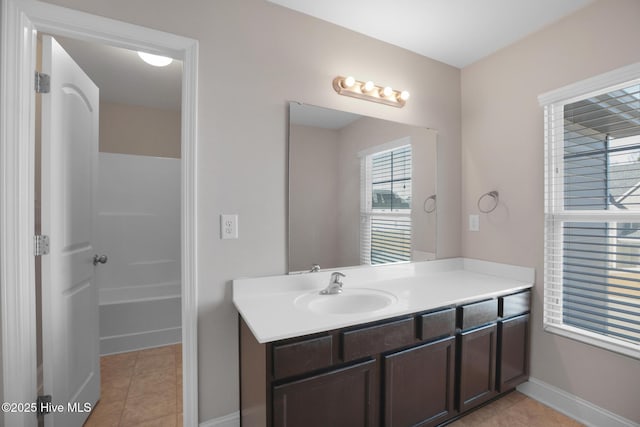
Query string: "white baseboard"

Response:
xmin=199 ymin=411 xmax=239 ymax=427
xmin=518 ymin=377 xmax=639 ymax=427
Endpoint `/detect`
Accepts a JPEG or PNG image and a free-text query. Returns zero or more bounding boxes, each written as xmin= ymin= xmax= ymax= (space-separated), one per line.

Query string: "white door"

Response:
xmin=40 ymin=35 xmax=100 ymax=427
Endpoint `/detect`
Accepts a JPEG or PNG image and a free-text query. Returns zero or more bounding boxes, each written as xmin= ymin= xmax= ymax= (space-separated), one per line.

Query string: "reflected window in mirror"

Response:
xmin=288 ymin=102 xmax=437 ymax=272
xmin=360 ymin=142 xmax=412 ymax=265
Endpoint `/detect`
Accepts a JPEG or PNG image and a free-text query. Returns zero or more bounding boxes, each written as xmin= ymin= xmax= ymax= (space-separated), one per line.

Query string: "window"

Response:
xmin=541 ymin=64 xmax=640 ymax=359
xmin=360 ymin=141 xmax=412 ymax=265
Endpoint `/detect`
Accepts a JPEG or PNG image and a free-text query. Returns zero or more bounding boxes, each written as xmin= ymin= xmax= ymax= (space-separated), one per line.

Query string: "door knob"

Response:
xmin=93 ymin=254 xmax=108 ymax=265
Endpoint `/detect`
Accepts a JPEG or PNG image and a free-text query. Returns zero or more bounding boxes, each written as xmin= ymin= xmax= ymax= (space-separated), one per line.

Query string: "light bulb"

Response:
xmin=362 ymin=81 xmax=375 ymax=92
xmin=137 ymin=51 xmax=173 ymax=67
xmin=399 ymin=91 xmax=410 ymax=101
xmin=381 ymin=86 xmax=393 ymax=97
xmin=342 ymin=76 xmax=355 ymax=89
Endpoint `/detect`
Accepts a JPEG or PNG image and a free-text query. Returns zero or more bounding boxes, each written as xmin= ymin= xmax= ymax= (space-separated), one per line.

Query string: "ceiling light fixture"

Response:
xmin=332 ymin=76 xmax=409 ymax=108
xmin=137 ymin=51 xmax=173 ymax=67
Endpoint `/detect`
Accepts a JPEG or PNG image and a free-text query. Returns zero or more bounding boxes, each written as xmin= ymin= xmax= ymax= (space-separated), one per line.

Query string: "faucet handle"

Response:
xmin=320 ymin=272 xmax=346 ymax=295
xmin=330 ymin=272 xmax=346 ymax=284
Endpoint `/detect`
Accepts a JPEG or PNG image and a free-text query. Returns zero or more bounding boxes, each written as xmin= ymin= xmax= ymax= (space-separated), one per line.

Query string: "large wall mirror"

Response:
xmin=288 ymin=102 xmax=438 ymax=272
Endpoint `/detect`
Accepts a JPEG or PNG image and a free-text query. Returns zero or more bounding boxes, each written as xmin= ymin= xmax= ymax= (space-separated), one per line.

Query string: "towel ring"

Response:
xmin=478 ymin=191 xmax=499 ymax=213
xmin=424 ymin=194 xmax=436 ymax=213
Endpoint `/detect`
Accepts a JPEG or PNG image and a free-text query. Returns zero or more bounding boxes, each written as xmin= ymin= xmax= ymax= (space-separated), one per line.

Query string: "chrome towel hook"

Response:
xmin=478 ymin=191 xmax=499 ymax=213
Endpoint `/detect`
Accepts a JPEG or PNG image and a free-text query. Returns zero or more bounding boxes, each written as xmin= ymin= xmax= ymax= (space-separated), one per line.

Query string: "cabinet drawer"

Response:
xmin=272 ymin=335 xmax=333 ymax=379
xmin=418 ymin=308 xmax=455 ymax=341
xmin=341 ymin=317 xmax=414 ymax=362
xmin=499 ymin=290 xmax=531 ymax=319
xmin=458 ymin=299 xmax=497 ymax=331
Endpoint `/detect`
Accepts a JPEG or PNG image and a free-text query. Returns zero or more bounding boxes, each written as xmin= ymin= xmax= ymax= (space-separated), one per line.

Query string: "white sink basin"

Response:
xmin=295 ymin=288 xmax=398 ymax=315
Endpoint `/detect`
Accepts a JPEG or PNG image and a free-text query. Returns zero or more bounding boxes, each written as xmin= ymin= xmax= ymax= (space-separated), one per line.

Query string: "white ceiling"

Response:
xmin=56 ymin=36 xmax=182 ymax=111
xmin=53 ymin=1 xmax=593 ymax=110
xmin=268 ymin=0 xmax=594 ymax=68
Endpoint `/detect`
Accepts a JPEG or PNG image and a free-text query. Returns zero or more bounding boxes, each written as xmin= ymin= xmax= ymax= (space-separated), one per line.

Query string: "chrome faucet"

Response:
xmin=309 ymin=263 xmax=321 ymax=273
xmin=320 ymin=272 xmax=346 ymax=295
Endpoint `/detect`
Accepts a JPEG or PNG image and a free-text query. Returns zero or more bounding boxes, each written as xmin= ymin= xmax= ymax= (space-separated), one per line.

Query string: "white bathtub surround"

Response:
xmin=233 ymin=258 xmax=534 ymax=343
xmin=199 ymin=411 xmax=240 ymax=427
xmin=99 ymin=297 xmax=182 ymax=355
xmin=96 ymin=153 xmax=181 ymax=300
xmin=95 ymin=153 xmax=181 ymax=354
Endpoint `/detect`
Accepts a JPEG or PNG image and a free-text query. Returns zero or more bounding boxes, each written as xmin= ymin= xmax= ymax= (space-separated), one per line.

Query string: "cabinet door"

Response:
xmin=272 ymin=359 xmax=377 ymax=427
xmin=383 ymin=336 xmax=456 ymax=427
xmin=457 ymin=323 xmax=497 ymax=412
xmin=498 ymin=314 xmax=529 ymax=392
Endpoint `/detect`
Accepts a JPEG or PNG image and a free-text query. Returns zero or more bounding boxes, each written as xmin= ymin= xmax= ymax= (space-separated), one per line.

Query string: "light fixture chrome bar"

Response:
xmin=332 ymin=76 xmax=409 ymax=108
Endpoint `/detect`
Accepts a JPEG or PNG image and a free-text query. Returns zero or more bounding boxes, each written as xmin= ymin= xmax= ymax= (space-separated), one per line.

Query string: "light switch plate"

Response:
xmin=469 ymin=214 xmax=480 ymax=232
xmin=221 ymin=214 xmax=239 ymax=239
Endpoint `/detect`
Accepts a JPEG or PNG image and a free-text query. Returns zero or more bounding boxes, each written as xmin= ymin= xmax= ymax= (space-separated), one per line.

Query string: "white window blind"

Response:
xmin=360 ymin=144 xmax=412 ymax=265
xmin=543 ymin=70 xmax=640 ymax=359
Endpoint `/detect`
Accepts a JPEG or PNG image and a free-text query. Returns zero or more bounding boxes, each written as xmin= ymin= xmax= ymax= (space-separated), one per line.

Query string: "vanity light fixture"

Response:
xmin=380 ymin=86 xmax=393 ymax=97
xmin=363 ymin=80 xmax=375 ymax=93
xmin=333 ymin=76 xmax=409 ymax=108
xmin=137 ymin=51 xmax=173 ymax=67
xmin=342 ymin=75 xmax=356 ymax=88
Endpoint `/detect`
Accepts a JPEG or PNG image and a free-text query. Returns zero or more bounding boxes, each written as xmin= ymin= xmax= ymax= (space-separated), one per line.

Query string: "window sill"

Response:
xmin=544 ymin=323 xmax=640 ymax=360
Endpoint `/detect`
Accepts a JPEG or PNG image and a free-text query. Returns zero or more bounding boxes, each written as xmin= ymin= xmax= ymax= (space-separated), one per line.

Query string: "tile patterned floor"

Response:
xmin=84 ymin=344 xmax=183 ymax=427
xmin=448 ymin=391 xmax=585 ymax=427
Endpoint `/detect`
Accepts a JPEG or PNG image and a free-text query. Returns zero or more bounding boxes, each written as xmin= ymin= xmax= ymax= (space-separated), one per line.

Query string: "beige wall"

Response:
xmin=39 ymin=0 xmax=462 ymax=422
xmin=461 ymin=0 xmax=640 ymax=422
xmin=99 ymin=101 xmax=181 ymax=158
xmin=289 ymin=124 xmax=341 ymax=272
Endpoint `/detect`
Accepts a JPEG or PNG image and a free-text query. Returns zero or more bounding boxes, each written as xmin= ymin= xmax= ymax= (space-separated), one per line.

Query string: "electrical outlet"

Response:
xmin=221 ymin=214 xmax=239 ymax=239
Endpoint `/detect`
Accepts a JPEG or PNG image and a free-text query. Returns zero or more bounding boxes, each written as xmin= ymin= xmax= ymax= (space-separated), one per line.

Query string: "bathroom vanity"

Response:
xmin=234 ymin=258 xmax=533 ymax=427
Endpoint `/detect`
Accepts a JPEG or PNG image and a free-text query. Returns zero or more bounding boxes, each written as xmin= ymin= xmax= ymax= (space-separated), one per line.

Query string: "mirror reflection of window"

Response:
xmin=361 ymin=143 xmax=412 ymax=265
xmin=288 ymin=102 xmax=437 ymax=272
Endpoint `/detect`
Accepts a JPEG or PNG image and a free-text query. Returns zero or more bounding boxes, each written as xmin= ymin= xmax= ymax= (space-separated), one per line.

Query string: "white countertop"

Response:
xmin=233 ymin=258 xmax=534 ymax=343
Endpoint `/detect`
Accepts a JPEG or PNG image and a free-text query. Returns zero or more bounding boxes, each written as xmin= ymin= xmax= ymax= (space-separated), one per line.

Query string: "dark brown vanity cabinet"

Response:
xmin=382 ymin=308 xmax=457 ymax=427
xmin=497 ymin=290 xmax=531 ymax=392
xmin=456 ymin=300 xmax=498 ymax=412
xmin=273 ymin=359 xmax=378 ymax=427
xmin=239 ymin=288 xmax=531 ymax=427
xmin=383 ymin=336 xmax=456 ymax=427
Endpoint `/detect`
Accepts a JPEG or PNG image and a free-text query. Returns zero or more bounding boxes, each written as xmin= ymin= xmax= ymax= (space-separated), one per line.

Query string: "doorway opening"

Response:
xmin=35 ymin=34 xmax=184 ymax=426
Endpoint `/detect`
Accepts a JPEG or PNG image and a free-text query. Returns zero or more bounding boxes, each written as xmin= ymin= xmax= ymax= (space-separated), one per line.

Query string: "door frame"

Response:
xmin=0 ymin=1 xmax=199 ymax=426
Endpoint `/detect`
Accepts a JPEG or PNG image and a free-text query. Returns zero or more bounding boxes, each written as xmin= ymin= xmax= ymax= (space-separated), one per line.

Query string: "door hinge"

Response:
xmin=37 ymin=395 xmax=52 ymax=416
xmin=35 ymin=72 xmax=50 ymax=94
xmin=34 ymin=235 xmax=50 ymax=256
